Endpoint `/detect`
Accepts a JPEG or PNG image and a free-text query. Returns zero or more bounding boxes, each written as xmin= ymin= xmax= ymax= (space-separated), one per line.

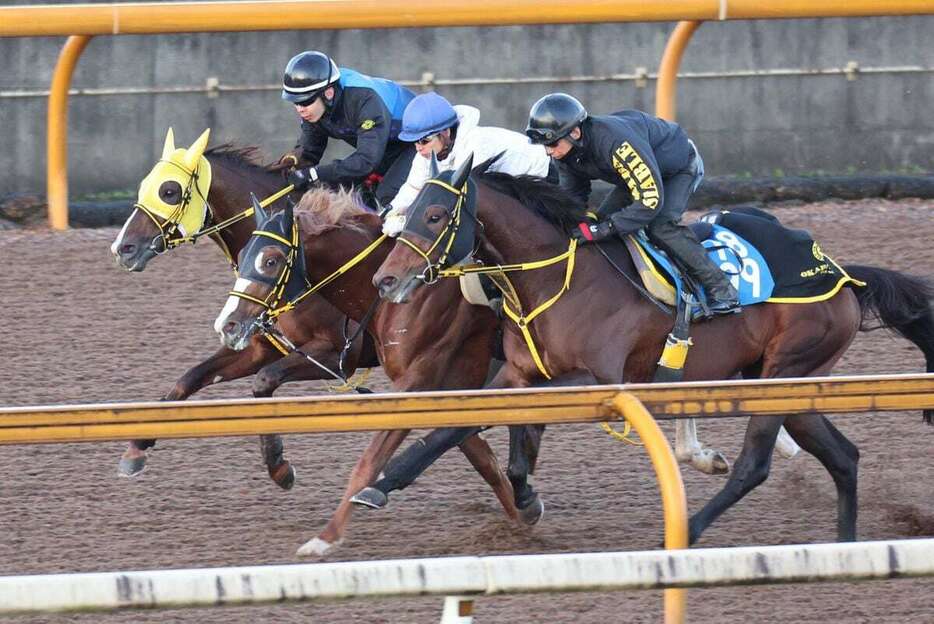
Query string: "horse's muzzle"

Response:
xmin=220 ymin=319 xmax=253 ymax=351
xmin=113 ymin=242 xmax=157 ymax=272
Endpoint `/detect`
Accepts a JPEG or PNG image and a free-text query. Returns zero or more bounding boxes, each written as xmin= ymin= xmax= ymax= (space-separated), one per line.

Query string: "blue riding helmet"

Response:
xmin=398 ymin=92 xmax=459 ymax=142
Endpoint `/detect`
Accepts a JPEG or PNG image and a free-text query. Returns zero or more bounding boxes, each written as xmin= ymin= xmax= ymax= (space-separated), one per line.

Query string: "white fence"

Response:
xmin=3 ymin=538 xmax=932 ymax=621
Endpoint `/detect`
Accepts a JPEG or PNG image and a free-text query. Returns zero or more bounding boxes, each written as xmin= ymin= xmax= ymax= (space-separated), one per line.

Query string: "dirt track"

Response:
xmin=0 ymin=198 xmax=932 ymax=623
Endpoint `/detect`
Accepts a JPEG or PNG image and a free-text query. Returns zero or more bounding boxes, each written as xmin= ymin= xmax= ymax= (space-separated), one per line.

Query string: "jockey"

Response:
xmin=525 ymin=93 xmax=741 ymax=315
xmin=381 ymin=91 xmax=554 ymax=236
xmin=281 ymin=51 xmax=417 ymax=207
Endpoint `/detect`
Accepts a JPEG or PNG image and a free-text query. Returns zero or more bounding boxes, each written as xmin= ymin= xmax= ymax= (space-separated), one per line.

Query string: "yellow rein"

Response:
xmin=402 ymin=181 xmax=638 ymax=445
xmin=436 ymin=239 xmax=577 ymax=381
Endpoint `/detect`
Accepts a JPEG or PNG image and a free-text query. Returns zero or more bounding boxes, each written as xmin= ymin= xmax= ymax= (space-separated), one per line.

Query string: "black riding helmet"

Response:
xmin=281 ymin=51 xmax=341 ymax=104
xmin=525 ymin=93 xmax=588 ymax=146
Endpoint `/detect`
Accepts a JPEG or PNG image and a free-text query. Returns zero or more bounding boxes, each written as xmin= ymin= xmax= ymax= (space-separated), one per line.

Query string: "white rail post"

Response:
xmin=440 ymin=596 xmax=474 ymax=623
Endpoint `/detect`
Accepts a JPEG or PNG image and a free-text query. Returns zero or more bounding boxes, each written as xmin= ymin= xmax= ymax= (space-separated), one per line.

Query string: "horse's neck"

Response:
xmin=209 ymin=160 xmax=284 ymax=254
xmin=302 ymin=222 xmax=388 ymax=321
xmin=475 ymin=188 xmax=583 ymax=307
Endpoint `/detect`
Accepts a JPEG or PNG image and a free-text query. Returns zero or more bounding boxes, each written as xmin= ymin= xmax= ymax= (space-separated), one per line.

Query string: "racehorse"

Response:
xmin=371 ymin=154 xmax=934 ymax=544
xmin=111 ymin=128 xmax=380 ymax=490
xmin=212 ymin=186 xmax=526 ymax=555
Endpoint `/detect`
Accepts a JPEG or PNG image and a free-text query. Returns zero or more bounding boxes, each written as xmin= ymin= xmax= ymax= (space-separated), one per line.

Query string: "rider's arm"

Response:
xmin=386 ymin=151 xmax=429 ymax=216
xmin=298 ymin=121 xmax=328 ymax=166
xmin=315 ymin=89 xmax=391 ymax=184
xmin=597 ymin=134 xmax=664 ymax=234
xmin=557 ymin=162 xmax=592 ymax=208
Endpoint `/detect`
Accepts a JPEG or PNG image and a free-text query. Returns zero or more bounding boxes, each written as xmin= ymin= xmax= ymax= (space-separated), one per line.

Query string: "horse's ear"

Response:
xmin=451 ymin=152 xmax=473 ymax=190
xmin=429 ymin=151 xmax=440 ymax=177
xmin=251 ymin=193 xmax=268 ymax=225
xmin=161 ymin=127 xmax=176 ymax=160
xmin=183 ymin=128 xmax=211 ymax=171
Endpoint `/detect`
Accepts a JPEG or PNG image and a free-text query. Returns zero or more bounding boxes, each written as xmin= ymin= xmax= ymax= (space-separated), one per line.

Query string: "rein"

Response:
xmin=400 ymin=177 xmax=578 ymax=381
xmin=135 ymin=155 xmax=295 ymax=268
xmin=227 ymin=211 xmax=388 ymax=365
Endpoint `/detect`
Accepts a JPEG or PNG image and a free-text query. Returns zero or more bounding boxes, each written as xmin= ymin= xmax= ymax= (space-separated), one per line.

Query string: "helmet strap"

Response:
xmin=565 ymin=126 xmax=584 ymax=150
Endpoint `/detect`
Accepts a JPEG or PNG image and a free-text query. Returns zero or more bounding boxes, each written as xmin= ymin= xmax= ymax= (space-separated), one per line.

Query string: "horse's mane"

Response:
xmin=294 ymin=186 xmax=376 ymax=236
xmin=475 ymin=168 xmax=587 ymax=233
xmin=205 ymin=144 xmax=272 ymax=172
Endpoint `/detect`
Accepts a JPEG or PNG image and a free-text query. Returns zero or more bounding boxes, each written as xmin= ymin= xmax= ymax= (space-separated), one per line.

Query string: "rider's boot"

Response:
xmin=650 ymin=221 xmax=741 ymax=315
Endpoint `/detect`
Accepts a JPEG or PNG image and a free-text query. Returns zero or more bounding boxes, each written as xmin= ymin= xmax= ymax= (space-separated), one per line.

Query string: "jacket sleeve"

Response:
xmin=557 ymin=161 xmax=592 ymax=208
xmin=601 ymin=133 xmax=665 ymax=232
xmin=315 ymin=90 xmax=391 ymax=183
xmin=298 ymin=122 xmax=328 ymax=166
xmin=385 ymin=152 xmax=427 ymax=214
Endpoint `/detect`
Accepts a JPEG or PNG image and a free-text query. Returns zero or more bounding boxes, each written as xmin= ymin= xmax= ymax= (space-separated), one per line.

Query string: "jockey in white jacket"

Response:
xmin=382 ymin=91 xmax=553 ymax=236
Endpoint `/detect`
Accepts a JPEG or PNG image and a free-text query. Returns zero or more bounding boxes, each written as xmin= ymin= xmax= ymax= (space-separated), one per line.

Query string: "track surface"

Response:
xmin=0 ymin=199 xmax=932 ymax=623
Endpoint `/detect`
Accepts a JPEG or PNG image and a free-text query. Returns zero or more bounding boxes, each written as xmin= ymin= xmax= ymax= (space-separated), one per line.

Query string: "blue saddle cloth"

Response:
xmin=632 ymin=206 xmax=862 ymax=312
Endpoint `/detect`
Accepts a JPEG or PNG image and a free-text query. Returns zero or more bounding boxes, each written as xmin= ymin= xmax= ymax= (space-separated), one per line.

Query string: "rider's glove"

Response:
xmin=570 ymin=219 xmax=615 ymax=244
xmin=288 ymin=166 xmax=318 ymax=192
xmin=382 ymin=211 xmax=407 ymax=237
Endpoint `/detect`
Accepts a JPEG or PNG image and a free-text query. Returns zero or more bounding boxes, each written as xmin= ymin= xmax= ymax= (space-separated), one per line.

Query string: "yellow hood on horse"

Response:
xmin=136 ymin=128 xmax=213 ymax=237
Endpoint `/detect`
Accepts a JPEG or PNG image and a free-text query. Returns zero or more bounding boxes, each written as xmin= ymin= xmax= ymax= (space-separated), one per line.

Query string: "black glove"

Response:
xmin=570 ymin=219 xmax=615 ymax=244
xmin=288 ymin=167 xmax=318 ymax=192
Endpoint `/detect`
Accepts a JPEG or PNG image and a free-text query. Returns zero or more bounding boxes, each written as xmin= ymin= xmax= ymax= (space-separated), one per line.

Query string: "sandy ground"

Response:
xmin=0 ymin=198 xmax=932 ymax=623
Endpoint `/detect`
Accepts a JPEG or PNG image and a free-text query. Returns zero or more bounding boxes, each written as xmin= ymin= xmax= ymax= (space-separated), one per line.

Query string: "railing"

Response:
xmin=2 ymin=538 xmax=932 ymax=620
xmin=2 ymin=1 xmax=934 ymax=228
xmin=2 ymin=373 xmax=933 ymax=623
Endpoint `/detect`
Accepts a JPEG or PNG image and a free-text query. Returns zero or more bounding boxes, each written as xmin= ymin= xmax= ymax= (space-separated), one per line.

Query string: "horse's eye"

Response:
xmin=158 ymin=181 xmax=183 ymax=205
xmin=428 ymin=214 xmax=442 ymax=223
xmin=264 ymin=257 xmax=278 ymax=268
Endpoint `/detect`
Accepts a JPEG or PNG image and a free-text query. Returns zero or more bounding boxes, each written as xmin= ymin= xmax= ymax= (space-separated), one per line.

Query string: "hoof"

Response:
xmin=688 ymin=449 xmax=731 ymax=476
xmin=518 ymin=496 xmax=544 ymax=526
xmin=117 ymin=454 xmax=147 ymax=478
xmin=269 ymin=461 xmax=296 ymax=491
xmin=350 ymin=487 xmax=388 ymax=509
xmin=296 ymin=537 xmax=342 ymax=558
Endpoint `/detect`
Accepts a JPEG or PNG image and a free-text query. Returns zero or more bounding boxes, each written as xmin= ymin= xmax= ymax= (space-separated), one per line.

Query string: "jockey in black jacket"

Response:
xmin=281 ymin=51 xmax=417 ymax=208
xmin=525 ymin=92 xmax=740 ymax=315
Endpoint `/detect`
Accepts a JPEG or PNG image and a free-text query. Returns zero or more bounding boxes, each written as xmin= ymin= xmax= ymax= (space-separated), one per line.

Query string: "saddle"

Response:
xmin=624 ymin=205 xmax=862 ymax=315
xmin=607 ymin=206 xmax=864 ymax=381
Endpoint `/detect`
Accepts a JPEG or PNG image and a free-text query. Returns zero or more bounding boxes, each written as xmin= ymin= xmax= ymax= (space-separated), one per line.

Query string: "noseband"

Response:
xmin=395 ymin=178 xmax=477 ymax=284
xmin=133 ymin=159 xmax=210 ymax=255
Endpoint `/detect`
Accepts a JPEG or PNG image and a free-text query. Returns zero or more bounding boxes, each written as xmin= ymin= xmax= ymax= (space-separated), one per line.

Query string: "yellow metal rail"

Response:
xmin=3 ymin=0 xmax=933 ymax=36
xmin=2 ymin=373 xmax=932 ymax=622
xmin=1 ymin=373 xmax=931 ymax=444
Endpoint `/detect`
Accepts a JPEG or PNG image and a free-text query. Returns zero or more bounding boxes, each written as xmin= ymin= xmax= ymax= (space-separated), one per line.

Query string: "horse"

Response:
xmin=110 ymin=128 xmax=380 ymax=490
xmin=371 ymin=154 xmax=934 ymax=544
xmin=211 ymin=182 xmax=531 ymax=556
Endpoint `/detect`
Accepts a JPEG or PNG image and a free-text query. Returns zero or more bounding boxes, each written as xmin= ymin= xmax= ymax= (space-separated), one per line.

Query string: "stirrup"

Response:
xmin=707 ymin=300 xmax=742 ymax=315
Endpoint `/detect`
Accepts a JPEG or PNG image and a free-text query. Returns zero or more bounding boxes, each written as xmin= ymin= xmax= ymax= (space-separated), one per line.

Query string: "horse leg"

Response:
xmin=506 ymin=369 xmax=598 ymax=526
xmin=296 ymin=429 xmax=411 ymax=558
xmin=458 ymin=433 xmax=520 ymax=522
xmin=118 ymin=342 xmax=279 ymax=478
xmin=252 ymin=343 xmax=351 ymax=491
xmin=774 ymin=426 xmax=802 ymax=459
xmin=351 ymin=426 xmax=483 ymax=509
xmin=783 ymin=414 xmax=859 ymax=541
xmin=688 ymin=415 xmax=786 ymax=544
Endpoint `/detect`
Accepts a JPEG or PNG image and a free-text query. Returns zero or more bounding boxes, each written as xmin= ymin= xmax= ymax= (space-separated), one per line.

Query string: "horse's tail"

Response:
xmin=844 ymin=264 xmax=934 ymax=424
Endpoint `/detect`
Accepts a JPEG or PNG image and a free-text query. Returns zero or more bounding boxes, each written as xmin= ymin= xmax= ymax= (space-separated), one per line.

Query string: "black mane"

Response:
xmin=475 ymin=170 xmax=587 ymax=233
xmin=205 ymin=144 xmax=273 ymax=172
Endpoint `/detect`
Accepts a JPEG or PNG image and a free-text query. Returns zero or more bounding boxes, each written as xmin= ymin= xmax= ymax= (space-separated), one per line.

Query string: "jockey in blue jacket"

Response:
xmin=282 ymin=51 xmax=417 ymax=207
xmin=526 ymin=92 xmax=740 ymax=315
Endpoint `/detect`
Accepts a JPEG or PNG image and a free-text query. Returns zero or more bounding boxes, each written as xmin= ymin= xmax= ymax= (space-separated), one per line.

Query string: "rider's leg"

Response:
xmin=648 ymin=218 xmax=740 ymax=314
xmin=647 ymin=166 xmax=740 ymax=315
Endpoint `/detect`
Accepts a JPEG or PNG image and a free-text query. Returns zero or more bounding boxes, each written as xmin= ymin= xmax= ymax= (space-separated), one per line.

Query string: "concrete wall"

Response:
xmin=2 ymin=8 xmax=933 ymax=196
